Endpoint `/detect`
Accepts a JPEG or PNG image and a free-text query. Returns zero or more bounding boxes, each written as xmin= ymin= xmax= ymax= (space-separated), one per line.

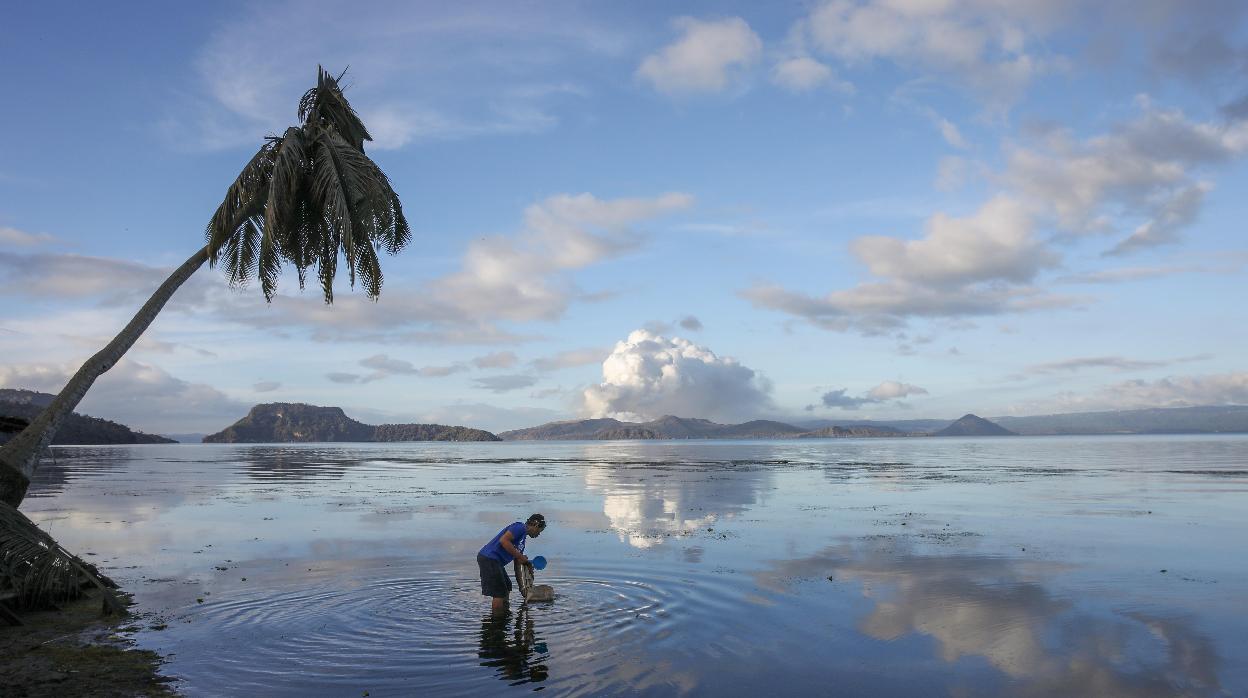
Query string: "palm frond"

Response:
xmin=317 ymin=219 xmax=338 ymax=304
xmin=310 ymin=128 xmax=360 ymax=289
xmin=208 ymin=66 xmax=410 ymax=306
xmin=206 ymin=139 xmax=277 ymax=266
xmin=0 ymin=502 xmax=119 ymax=611
xmin=264 ymin=127 xmax=308 ymax=239
xmin=365 ymin=158 xmax=411 ymax=254
xmin=219 ymin=215 xmax=261 ymax=287
xmin=298 ymin=66 xmax=371 ymax=151
xmin=355 ymin=234 xmax=383 ymax=299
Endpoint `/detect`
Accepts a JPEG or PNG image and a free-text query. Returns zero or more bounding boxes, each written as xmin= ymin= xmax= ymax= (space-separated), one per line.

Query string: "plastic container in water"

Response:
xmin=532 ymin=555 xmax=547 ymax=570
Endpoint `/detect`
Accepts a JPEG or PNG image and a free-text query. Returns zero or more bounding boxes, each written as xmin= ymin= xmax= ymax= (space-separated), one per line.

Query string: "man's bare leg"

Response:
xmin=491 ymin=596 xmax=507 ymax=613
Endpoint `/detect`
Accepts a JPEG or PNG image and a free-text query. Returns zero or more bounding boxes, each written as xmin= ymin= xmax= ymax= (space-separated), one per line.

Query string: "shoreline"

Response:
xmin=1 ymin=591 xmax=176 ymax=697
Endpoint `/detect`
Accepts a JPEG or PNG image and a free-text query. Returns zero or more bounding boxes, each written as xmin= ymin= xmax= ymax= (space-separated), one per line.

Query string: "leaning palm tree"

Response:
xmin=0 ymin=67 xmax=409 ymax=509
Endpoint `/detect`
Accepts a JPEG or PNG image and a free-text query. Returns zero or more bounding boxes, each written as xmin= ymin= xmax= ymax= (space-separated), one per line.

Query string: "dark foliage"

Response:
xmin=204 ymin=403 xmax=501 ymax=442
xmin=0 ymin=399 xmax=175 ymax=445
xmin=373 ymin=424 xmax=501 ymax=442
xmin=206 ymin=66 xmax=410 ymax=303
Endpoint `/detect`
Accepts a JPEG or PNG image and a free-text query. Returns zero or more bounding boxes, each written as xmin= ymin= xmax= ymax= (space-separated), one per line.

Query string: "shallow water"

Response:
xmin=20 ymin=436 xmax=1248 ymax=696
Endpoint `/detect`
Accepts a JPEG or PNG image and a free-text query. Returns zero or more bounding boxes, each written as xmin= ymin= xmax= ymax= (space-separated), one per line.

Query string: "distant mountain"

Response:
xmin=163 ymin=433 xmax=207 ymax=444
xmin=592 ymin=427 xmax=658 ymax=440
xmin=799 ymin=425 xmax=906 ymax=438
xmin=795 ymin=418 xmax=952 ymax=434
xmin=203 ymin=403 xmax=501 ymax=443
xmin=934 ymin=414 xmax=1016 ymax=436
xmin=721 ymin=420 xmax=812 ymax=438
xmin=0 ymin=390 xmax=176 ymax=445
xmin=991 ymin=405 xmax=1248 ymax=435
xmin=500 ymin=418 xmax=626 ymax=440
xmin=204 ymin=404 xmax=374 ymax=443
xmin=500 ymin=415 xmax=897 ymax=440
xmin=0 ymin=389 xmax=54 ymax=408
xmin=373 ymin=423 xmax=499 ymax=442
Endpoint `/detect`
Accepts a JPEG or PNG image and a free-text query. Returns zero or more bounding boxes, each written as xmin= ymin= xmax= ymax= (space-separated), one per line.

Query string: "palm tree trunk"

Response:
xmin=0 ymin=246 xmax=211 ymax=508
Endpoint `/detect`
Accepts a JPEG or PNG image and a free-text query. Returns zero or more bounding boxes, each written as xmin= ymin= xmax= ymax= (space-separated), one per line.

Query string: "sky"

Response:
xmin=2 ymin=0 xmax=1247 ymax=435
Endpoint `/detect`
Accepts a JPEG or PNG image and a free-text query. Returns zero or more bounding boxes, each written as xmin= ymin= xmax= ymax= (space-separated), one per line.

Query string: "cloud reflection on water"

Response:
xmin=581 ymin=459 xmax=771 ymax=549
xmin=761 ymin=543 xmax=1226 ymax=696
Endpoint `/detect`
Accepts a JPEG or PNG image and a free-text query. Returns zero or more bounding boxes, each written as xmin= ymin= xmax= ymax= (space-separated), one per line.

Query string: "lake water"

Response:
xmin=20 ymin=436 xmax=1248 ymax=696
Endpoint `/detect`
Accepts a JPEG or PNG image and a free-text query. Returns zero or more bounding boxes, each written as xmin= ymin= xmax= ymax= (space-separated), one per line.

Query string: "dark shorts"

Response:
xmin=477 ymin=553 xmax=512 ymax=598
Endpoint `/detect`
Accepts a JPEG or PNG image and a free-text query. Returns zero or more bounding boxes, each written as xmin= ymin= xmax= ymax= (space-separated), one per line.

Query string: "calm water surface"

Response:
xmin=21 ymin=436 xmax=1248 ymax=696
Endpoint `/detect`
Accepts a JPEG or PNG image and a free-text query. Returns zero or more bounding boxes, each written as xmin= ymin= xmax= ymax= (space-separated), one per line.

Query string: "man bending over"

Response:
xmin=477 ymin=513 xmax=547 ymax=612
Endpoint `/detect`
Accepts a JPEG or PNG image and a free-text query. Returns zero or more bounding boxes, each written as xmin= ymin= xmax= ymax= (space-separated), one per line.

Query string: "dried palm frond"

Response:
xmin=0 ymin=502 xmax=122 ymax=613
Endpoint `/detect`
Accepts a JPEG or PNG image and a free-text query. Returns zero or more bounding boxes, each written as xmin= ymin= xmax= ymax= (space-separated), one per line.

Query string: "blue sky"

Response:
xmin=2 ymin=1 xmax=1247 ymax=434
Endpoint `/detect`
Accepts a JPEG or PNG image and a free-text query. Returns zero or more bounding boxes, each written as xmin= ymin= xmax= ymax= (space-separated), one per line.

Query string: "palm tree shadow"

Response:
xmin=478 ymin=607 xmax=550 ymax=687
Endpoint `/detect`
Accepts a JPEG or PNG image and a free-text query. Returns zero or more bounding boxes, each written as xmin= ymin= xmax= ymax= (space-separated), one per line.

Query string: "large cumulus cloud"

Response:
xmin=580 ymin=329 xmax=772 ymax=422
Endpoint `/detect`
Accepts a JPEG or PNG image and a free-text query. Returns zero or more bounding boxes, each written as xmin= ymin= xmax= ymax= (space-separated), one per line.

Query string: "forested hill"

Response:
xmin=500 ymin=415 xmax=918 ymax=440
xmin=935 ymin=414 xmax=1017 ymax=436
xmin=0 ymin=390 xmax=176 ymax=445
xmin=203 ymin=403 xmax=500 ymax=443
xmin=992 ymin=405 xmax=1248 ymax=434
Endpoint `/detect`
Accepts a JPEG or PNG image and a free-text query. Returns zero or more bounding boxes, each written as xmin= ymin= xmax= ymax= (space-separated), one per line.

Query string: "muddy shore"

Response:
xmin=0 ymin=592 xmax=176 ymax=697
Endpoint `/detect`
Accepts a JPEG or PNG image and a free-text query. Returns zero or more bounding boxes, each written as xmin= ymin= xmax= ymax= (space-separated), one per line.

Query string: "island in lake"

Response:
xmin=203 ymin=403 xmax=500 ymax=443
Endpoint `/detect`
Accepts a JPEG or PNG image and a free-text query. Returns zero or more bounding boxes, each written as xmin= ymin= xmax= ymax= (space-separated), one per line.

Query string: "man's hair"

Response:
xmin=527 ymin=513 xmax=547 ymax=529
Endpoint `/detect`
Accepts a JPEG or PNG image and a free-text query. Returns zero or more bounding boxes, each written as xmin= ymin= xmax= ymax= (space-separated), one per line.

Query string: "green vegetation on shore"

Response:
xmin=0 ymin=391 xmax=174 ymax=446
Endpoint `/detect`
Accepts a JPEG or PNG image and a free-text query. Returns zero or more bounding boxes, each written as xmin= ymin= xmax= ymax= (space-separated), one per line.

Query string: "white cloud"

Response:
xmin=866 ymin=380 xmax=928 ymax=400
xmin=0 ymin=251 xmax=178 ymax=303
xmin=474 ymin=375 xmax=538 ymax=393
xmin=356 ymin=354 xmax=468 ymax=381
xmin=1 ymin=191 xmax=690 ymax=351
xmin=1107 ymin=182 xmax=1210 ymax=256
xmin=852 ymin=196 xmax=1053 ymax=287
xmin=800 ymin=0 xmax=1058 ymax=107
xmin=417 ymin=364 xmax=470 ymax=378
xmin=743 ymin=196 xmax=1067 ymax=333
xmin=472 ymin=351 xmax=518 ymax=369
xmin=165 ymin=1 xmax=623 ymax=151
xmin=580 ymin=329 xmax=772 ymax=422
xmin=936 ymin=116 xmax=968 ymax=149
xmin=1026 ymin=371 xmax=1248 ymax=412
xmin=359 ymin=354 xmax=418 ymax=375
xmin=637 ymin=17 xmax=763 ymax=95
xmin=771 ymin=57 xmax=852 ymax=93
xmin=745 ymin=103 xmax=1248 ymax=334
xmin=0 ymin=226 xmax=56 ymax=247
xmin=253 ymin=381 xmax=281 ymax=392
xmin=1023 ymin=355 xmax=1209 ymax=375
xmin=814 ymin=380 xmax=928 ymax=410
xmin=1003 ymin=104 xmax=1248 ymax=253
xmin=429 ymin=191 xmax=693 ymax=322
xmin=1056 ymin=254 xmax=1248 ymax=284
xmin=0 ymin=359 xmax=248 ymax=434
xmin=531 ymin=347 xmax=610 ymax=372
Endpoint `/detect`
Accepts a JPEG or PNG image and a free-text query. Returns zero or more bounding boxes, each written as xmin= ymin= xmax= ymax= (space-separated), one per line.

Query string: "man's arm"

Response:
xmin=499 ymin=530 xmax=530 ymax=566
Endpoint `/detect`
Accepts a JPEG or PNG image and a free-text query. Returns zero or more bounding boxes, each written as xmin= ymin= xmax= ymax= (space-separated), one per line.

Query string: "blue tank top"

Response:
xmin=479 ymin=522 xmax=526 ymax=564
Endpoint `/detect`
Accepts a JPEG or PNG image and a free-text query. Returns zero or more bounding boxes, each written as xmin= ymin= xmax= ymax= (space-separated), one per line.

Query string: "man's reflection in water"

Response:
xmin=478 ymin=608 xmax=549 ymax=687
